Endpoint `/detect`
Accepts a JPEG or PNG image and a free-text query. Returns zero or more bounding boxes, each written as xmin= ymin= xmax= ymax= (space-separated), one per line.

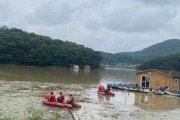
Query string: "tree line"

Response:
xmin=137 ymin=52 xmax=180 ymax=71
xmin=0 ymin=26 xmax=102 ymax=68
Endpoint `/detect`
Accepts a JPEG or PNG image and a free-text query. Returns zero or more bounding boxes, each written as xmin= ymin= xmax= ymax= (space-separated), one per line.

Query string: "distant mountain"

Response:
xmin=126 ymin=39 xmax=180 ymax=61
xmin=101 ymin=52 xmax=141 ymax=66
xmin=102 ymin=39 xmax=180 ymax=66
xmin=137 ymin=52 xmax=180 ymax=71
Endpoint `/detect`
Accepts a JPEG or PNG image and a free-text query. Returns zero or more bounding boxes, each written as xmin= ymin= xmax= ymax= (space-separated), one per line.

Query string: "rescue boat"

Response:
xmin=42 ymin=98 xmax=81 ymax=108
xmin=97 ymin=90 xmax=115 ymax=95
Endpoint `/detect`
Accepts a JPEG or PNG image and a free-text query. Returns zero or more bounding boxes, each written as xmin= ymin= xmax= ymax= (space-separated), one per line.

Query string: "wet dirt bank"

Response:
xmin=0 ymin=80 xmax=180 ymax=120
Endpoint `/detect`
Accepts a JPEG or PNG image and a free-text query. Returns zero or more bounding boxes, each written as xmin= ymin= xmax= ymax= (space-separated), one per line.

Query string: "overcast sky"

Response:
xmin=1 ymin=0 xmax=180 ymax=53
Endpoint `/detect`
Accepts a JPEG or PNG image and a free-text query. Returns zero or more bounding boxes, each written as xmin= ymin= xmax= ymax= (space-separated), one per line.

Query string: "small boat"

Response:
xmin=42 ymin=98 xmax=81 ymax=108
xmin=97 ymin=91 xmax=106 ymax=95
xmin=97 ymin=90 xmax=115 ymax=95
xmin=107 ymin=83 xmax=136 ymax=90
xmin=108 ymin=83 xmax=155 ymax=93
xmin=139 ymin=88 xmax=154 ymax=93
xmin=107 ymin=83 xmax=125 ymax=90
xmin=164 ymin=91 xmax=180 ymax=97
xmin=154 ymin=90 xmax=164 ymax=95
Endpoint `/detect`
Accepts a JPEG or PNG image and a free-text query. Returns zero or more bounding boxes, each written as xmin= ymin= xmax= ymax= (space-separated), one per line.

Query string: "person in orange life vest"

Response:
xmin=67 ymin=94 xmax=75 ymax=106
xmin=98 ymin=85 xmax=102 ymax=91
xmin=49 ymin=92 xmax=56 ymax=102
xmin=101 ymin=86 xmax=105 ymax=92
xmin=57 ymin=92 xmax=65 ymax=102
xmin=105 ymin=85 xmax=111 ymax=94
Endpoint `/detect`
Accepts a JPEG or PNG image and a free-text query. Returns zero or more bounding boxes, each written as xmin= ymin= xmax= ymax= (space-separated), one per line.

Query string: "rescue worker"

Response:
xmin=105 ymin=85 xmax=110 ymax=94
xmin=49 ymin=92 xmax=56 ymax=102
xmin=98 ymin=85 xmax=105 ymax=92
xmin=57 ymin=92 xmax=65 ymax=102
xmin=101 ymin=86 xmax=105 ymax=92
xmin=67 ymin=94 xmax=75 ymax=106
xmin=98 ymin=85 xmax=102 ymax=91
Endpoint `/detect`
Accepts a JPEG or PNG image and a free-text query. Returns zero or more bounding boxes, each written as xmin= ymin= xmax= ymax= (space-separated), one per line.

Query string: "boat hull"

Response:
xmin=164 ymin=91 xmax=180 ymax=97
xmin=97 ymin=91 xmax=115 ymax=95
xmin=42 ymin=98 xmax=81 ymax=108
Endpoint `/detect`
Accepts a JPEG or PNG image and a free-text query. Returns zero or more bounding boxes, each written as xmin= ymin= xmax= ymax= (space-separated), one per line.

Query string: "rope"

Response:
xmin=67 ymin=108 xmax=75 ymax=120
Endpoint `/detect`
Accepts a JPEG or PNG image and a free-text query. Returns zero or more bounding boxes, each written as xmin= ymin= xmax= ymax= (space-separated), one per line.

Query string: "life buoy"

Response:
xmin=155 ymin=80 xmax=160 ymax=85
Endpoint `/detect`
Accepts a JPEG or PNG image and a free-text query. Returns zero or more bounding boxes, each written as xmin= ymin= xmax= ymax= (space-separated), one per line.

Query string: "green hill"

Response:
xmin=101 ymin=52 xmax=141 ymax=66
xmin=126 ymin=39 xmax=180 ymax=61
xmin=102 ymin=39 xmax=180 ymax=67
xmin=137 ymin=52 xmax=180 ymax=71
xmin=0 ymin=26 xmax=102 ymax=68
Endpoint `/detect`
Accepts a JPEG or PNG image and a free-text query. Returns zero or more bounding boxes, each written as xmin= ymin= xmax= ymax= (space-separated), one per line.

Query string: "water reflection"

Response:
xmin=0 ymin=64 xmax=136 ymax=85
xmin=0 ymin=64 xmax=101 ymax=84
xmin=97 ymin=95 xmax=114 ymax=103
xmin=134 ymin=93 xmax=180 ymax=110
xmin=97 ymin=95 xmax=105 ymax=102
xmin=101 ymin=88 xmax=180 ymax=111
xmin=99 ymin=69 xmax=136 ymax=85
xmin=71 ymin=68 xmax=79 ymax=74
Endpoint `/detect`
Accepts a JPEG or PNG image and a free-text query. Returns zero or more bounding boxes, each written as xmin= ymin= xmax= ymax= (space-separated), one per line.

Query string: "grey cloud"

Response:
xmin=102 ymin=4 xmax=177 ymax=32
xmin=26 ymin=1 xmax=79 ymax=26
xmin=0 ymin=2 xmax=11 ymax=21
xmin=136 ymin=0 xmax=180 ymax=5
xmin=1 ymin=0 xmax=180 ymax=53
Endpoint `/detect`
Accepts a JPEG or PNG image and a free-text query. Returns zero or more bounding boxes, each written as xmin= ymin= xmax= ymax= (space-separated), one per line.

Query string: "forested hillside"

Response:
xmin=102 ymin=39 xmax=180 ymax=67
xmin=0 ymin=26 xmax=102 ymax=68
xmin=101 ymin=52 xmax=141 ymax=66
xmin=126 ymin=39 xmax=180 ymax=61
xmin=137 ymin=52 xmax=180 ymax=71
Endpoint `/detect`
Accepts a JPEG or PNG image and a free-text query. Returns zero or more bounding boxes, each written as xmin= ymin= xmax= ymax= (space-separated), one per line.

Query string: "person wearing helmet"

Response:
xmin=57 ymin=92 xmax=65 ymax=102
xmin=48 ymin=92 xmax=56 ymax=102
xmin=67 ymin=94 xmax=75 ymax=106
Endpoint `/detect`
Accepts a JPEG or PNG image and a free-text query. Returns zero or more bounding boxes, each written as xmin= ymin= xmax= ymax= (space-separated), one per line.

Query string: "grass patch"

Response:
xmin=0 ymin=107 xmax=62 ymax=120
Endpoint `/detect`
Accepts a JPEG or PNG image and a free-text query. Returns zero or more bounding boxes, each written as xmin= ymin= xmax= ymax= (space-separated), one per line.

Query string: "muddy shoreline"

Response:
xmin=0 ymin=80 xmax=180 ymax=120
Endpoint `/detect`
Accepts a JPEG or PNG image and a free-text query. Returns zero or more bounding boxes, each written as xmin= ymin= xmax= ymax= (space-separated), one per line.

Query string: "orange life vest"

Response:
xmin=60 ymin=94 xmax=65 ymax=101
xmin=49 ymin=94 xmax=56 ymax=102
xmin=70 ymin=95 xmax=75 ymax=101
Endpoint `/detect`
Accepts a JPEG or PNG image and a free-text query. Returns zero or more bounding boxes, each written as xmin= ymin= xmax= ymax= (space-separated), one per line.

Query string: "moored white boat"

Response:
xmin=164 ymin=91 xmax=180 ymax=97
xmin=154 ymin=90 xmax=164 ymax=95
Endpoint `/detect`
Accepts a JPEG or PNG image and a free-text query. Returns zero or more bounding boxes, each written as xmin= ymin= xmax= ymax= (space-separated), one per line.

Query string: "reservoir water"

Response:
xmin=0 ymin=64 xmax=179 ymax=120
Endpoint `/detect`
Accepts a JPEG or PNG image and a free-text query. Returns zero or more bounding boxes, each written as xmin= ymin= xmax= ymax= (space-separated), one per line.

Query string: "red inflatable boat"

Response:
xmin=97 ymin=90 xmax=115 ymax=95
xmin=42 ymin=98 xmax=81 ymax=108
